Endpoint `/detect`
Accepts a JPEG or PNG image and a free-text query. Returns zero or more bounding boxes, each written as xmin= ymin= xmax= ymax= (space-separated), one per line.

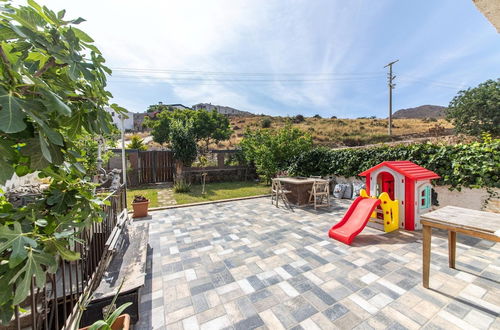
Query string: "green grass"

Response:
xmin=127 ymin=181 xmax=270 ymax=208
xmin=174 ymin=181 xmax=270 ymax=205
xmin=126 ymin=187 xmax=159 ymax=208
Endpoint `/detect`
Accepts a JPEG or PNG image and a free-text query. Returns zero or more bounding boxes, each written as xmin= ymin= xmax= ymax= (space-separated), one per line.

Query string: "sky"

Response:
xmin=30 ymin=0 xmax=500 ymax=117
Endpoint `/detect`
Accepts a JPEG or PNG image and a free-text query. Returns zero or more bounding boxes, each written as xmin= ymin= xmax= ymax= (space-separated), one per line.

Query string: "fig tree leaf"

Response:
xmin=0 ymin=88 xmax=26 ymax=133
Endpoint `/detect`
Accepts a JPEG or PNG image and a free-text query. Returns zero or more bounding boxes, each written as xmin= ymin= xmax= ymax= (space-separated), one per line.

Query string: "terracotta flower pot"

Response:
xmin=80 ymin=314 xmax=130 ymax=330
xmin=132 ymin=200 xmax=149 ymax=218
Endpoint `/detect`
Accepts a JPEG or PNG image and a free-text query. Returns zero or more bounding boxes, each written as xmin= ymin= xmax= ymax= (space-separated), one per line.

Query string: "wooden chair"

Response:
xmin=308 ymin=179 xmax=330 ymax=209
xmin=271 ymin=178 xmax=291 ymax=207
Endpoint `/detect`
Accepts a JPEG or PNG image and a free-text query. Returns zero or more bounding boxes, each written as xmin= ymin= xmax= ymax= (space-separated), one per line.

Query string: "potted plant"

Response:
xmin=80 ymin=306 xmax=131 ymax=330
xmin=78 ymin=278 xmax=132 ymax=330
xmin=131 ymin=195 xmax=149 ymax=218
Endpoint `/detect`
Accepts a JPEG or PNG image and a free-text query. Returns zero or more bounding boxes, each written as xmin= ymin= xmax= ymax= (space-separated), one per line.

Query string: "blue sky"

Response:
xmin=36 ymin=0 xmax=499 ymax=117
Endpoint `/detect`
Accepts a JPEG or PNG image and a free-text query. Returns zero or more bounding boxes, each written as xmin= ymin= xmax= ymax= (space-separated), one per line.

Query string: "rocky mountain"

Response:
xmin=393 ymin=105 xmax=447 ymax=119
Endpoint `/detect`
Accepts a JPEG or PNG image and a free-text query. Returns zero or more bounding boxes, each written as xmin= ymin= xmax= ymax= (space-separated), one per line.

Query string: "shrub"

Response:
xmin=128 ymin=135 xmax=148 ymax=150
xmin=173 ymin=180 xmax=191 ymax=193
xmin=261 ymin=117 xmax=272 ymax=128
xmin=240 ymin=125 xmax=313 ymax=183
xmin=313 ymin=114 xmax=322 ymax=119
xmin=293 ymin=114 xmax=305 ymax=123
xmin=331 ymin=116 xmax=338 ymax=119
xmin=447 ymin=79 xmax=500 ymax=136
xmin=288 ymin=138 xmax=500 ymax=190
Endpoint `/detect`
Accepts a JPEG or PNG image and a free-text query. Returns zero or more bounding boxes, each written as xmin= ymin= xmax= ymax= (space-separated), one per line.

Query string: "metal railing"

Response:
xmin=4 ymin=185 xmax=127 ymax=330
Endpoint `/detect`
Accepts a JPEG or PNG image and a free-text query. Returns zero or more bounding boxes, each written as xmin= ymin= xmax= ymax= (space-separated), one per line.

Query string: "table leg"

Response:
xmin=422 ymin=225 xmax=431 ymax=288
xmin=448 ymin=231 xmax=456 ymax=269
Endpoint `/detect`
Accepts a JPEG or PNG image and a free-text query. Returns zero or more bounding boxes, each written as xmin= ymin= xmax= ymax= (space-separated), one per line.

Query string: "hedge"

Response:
xmin=288 ymin=139 xmax=500 ymax=190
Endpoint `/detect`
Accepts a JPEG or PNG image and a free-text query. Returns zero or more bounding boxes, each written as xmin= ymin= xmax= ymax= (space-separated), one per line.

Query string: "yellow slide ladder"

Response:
xmin=360 ymin=189 xmax=399 ymax=232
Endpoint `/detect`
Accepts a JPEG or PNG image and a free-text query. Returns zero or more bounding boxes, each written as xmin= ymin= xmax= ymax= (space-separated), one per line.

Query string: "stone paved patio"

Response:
xmin=137 ymin=197 xmax=500 ymax=330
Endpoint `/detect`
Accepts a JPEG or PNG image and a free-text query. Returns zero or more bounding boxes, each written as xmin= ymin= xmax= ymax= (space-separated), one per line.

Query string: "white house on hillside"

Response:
xmin=192 ymin=103 xmax=252 ymax=116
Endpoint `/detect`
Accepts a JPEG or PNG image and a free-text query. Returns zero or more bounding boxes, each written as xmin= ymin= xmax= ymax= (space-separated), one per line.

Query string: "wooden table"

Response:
xmin=420 ymin=206 xmax=500 ymax=288
xmin=278 ymin=177 xmax=328 ymax=206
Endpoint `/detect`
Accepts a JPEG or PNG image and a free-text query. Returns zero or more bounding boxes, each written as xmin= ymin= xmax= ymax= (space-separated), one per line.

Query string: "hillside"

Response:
xmin=129 ymin=116 xmax=454 ymax=149
xmin=392 ymin=105 xmax=447 ymax=119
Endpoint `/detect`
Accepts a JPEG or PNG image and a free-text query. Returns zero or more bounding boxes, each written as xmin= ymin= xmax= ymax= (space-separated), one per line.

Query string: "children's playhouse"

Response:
xmin=358 ymin=161 xmax=440 ymax=230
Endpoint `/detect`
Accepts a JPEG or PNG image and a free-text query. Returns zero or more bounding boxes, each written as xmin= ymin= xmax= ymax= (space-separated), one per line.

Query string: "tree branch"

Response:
xmin=34 ymin=57 xmax=56 ymax=77
xmin=0 ymin=45 xmax=16 ymax=83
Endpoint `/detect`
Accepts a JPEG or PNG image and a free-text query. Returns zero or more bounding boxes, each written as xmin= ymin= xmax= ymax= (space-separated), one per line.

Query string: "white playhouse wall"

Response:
xmin=368 ymin=166 xmax=406 ymax=228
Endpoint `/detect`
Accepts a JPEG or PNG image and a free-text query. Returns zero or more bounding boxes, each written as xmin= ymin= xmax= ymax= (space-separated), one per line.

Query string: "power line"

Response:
xmin=110 ymin=67 xmax=385 ymax=77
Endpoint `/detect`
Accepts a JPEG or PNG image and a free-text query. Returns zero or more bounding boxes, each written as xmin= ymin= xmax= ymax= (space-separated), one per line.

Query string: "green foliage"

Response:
xmin=128 ymin=135 xmax=147 ymax=150
xmin=447 ymin=79 xmax=500 ymax=136
xmin=173 ymin=180 xmax=191 ymax=193
xmin=170 ymin=119 xmax=198 ymax=166
xmin=73 ymin=134 xmax=116 ymax=176
xmin=0 ymin=1 xmax=126 ymax=322
xmin=146 ymin=103 xmax=173 ymax=113
xmin=261 ymin=117 xmax=272 ymax=128
xmin=240 ymin=125 xmax=313 ymax=183
xmin=194 ymin=109 xmax=232 ymax=150
xmin=148 ymin=109 xmax=231 ymax=149
xmin=288 ymin=139 xmax=500 ymax=190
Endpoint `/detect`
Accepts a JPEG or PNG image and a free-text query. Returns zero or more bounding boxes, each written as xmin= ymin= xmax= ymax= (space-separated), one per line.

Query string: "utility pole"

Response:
xmin=384 ymin=60 xmax=398 ymax=136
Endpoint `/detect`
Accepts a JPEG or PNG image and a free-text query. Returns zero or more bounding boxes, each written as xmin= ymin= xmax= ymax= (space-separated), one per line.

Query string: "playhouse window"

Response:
xmin=420 ymin=186 xmax=431 ymax=209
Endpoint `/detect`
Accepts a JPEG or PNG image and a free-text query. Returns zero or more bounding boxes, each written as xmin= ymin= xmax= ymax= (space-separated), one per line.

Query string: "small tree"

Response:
xmin=447 ymin=79 xmax=500 ymax=136
xmin=170 ymin=119 xmax=197 ymax=167
xmin=193 ymin=110 xmax=231 ymax=150
xmin=240 ymin=125 xmax=313 ymax=183
xmin=128 ymin=135 xmax=148 ymax=150
xmin=149 ymin=109 xmax=231 ymax=149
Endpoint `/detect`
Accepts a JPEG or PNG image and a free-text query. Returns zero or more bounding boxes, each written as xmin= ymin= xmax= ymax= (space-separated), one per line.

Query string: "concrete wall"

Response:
xmin=330 ymin=176 xmax=499 ymax=213
xmin=432 ymin=186 xmax=500 ymax=213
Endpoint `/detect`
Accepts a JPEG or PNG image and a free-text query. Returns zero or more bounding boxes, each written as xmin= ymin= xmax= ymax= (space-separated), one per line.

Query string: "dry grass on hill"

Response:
xmin=220 ymin=116 xmax=454 ymax=148
xmin=127 ymin=116 xmax=455 ymax=150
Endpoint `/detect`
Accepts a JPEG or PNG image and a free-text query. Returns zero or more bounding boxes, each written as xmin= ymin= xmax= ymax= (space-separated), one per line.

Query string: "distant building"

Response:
xmin=106 ymin=107 xmax=133 ymax=130
xmin=192 ymin=103 xmax=252 ymax=116
xmin=133 ymin=102 xmax=190 ymax=131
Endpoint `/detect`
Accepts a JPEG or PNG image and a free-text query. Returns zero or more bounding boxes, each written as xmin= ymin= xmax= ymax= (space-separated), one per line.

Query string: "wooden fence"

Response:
xmin=107 ymin=149 xmax=255 ymax=187
xmin=137 ymin=150 xmax=174 ymax=183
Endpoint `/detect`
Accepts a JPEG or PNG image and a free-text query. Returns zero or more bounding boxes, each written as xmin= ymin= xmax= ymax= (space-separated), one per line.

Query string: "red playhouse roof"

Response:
xmin=359 ymin=161 xmax=440 ymax=181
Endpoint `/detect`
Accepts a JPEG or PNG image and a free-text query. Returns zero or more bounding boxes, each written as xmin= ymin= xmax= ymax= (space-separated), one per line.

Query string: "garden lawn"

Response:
xmin=126 ymin=187 xmax=159 ymax=208
xmin=174 ymin=181 xmax=270 ymax=205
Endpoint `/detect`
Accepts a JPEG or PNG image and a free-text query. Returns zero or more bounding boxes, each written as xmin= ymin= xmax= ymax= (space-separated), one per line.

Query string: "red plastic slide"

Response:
xmin=328 ymin=196 xmax=381 ymax=245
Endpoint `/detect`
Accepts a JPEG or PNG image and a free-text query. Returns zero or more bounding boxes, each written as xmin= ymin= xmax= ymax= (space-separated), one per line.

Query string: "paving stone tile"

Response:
xmin=166 ymin=306 xmax=194 ymax=324
xmin=284 ymin=296 xmax=318 ymax=323
xmin=323 ymin=303 xmax=349 ymax=321
xmin=259 ymin=309 xmax=285 ymax=330
xmin=334 ymin=312 xmax=364 ymax=329
xmin=200 ymin=315 xmax=231 ymax=330
xmin=190 ymin=282 xmax=215 ymax=296
xmin=196 ymin=304 xmax=226 ymax=324
xmin=233 ymin=315 xmax=265 ymax=330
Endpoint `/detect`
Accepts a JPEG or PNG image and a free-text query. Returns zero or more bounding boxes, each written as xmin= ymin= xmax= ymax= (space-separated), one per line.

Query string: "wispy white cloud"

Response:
xmin=28 ymin=0 xmax=500 ymax=117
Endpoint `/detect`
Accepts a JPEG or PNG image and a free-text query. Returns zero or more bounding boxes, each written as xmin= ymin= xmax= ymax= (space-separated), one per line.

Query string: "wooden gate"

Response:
xmin=138 ymin=150 xmax=174 ymax=184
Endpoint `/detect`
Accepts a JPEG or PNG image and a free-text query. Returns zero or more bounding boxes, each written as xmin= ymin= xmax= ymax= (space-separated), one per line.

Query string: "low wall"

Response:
xmin=183 ymin=166 xmax=256 ymax=184
xmin=432 ymin=186 xmax=499 ymax=213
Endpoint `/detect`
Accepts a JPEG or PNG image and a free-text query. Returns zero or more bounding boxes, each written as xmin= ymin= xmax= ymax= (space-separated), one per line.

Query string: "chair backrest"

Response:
xmin=313 ymin=180 xmax=329 ymax=193
xmin=272 ymin=178 xmax=283 ymax=191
